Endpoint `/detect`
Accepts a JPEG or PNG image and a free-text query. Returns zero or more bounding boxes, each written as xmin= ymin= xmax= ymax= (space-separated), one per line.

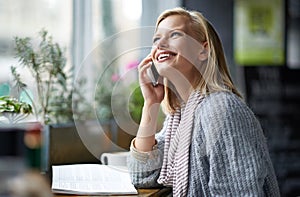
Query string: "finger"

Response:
xmin=139 ymin=62 xmax=152 ymax=74
xmin=157 ymin=76 xmax=164 ymax=85
xmin=138 ymin=54 xmax=153 ymax=71
xmin=138 ymin=63 xmax=152 ymax=84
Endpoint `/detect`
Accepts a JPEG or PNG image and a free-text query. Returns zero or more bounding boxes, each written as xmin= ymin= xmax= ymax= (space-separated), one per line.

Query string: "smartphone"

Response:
xmin=147 ymin=62 xmax=160 ymax=87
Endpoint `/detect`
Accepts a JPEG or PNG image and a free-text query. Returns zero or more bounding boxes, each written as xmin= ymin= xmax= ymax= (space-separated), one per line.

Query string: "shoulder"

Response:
xmin=195 ymin=91 xmax=261 ymax=134
xmin=194 ymin=91 xmax=264 ymax=142
xmin=202 ymin=91 xmax=245 ymax=106
xmin=196 ymin=91 xmax=250 ymax=117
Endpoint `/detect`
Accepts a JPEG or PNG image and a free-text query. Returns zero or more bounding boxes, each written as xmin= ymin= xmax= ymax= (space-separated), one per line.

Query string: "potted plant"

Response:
xmin=0 ymin=95 xmax=32 ymax=124
xmin=11 ymin=29 xmax=99 ymax=172
xmin=12 ymin=29 xmax=76 ymax=124
xmin=0 ymin=95 xmax=43 ymax=169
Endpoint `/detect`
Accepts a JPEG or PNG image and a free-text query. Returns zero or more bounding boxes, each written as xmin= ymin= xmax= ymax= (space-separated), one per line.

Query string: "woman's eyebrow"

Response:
xmin=171 ymin=28 xmax=185 ymax=31
xmin=154 ymin=28 xmax=185 ymax=36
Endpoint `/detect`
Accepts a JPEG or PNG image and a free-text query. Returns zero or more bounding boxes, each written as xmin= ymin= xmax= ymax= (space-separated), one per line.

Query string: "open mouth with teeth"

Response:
xmin=157 ymin=52 xmax=177 ymax=62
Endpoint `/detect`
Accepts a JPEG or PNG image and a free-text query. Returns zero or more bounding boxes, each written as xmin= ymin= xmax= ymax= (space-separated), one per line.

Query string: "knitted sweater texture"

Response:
xmin=128 ymin=91 xmax=280 ymax=196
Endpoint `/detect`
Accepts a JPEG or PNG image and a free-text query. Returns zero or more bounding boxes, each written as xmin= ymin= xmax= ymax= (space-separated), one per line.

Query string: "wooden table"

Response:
xmin=53 ymin=188 xmax=172 ymax=197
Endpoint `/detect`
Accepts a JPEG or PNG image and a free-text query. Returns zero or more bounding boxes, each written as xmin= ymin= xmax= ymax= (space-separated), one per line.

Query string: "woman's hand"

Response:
xmin=134 ymin=55 xmax=164 ymax=152
xmin=138 ymin=55 xmax=164 ymax=106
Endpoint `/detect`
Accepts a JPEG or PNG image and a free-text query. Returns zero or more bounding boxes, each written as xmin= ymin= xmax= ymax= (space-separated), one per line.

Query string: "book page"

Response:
xmin=52 ymin=164 xmax=137 ymax=195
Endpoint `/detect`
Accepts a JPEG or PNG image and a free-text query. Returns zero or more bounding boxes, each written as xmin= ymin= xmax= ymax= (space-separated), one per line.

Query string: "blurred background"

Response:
xmin=0 ymin=0 xmax=299 ymax=196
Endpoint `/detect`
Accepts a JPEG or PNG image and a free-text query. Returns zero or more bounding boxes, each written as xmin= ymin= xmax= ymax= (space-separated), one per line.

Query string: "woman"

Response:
xmin=127 ymin=7 xmax=280 ymax=196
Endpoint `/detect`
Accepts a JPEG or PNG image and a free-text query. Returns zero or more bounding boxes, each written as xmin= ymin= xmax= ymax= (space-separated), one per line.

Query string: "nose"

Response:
xmin=156 ymin=36 xmax=168 ymax=49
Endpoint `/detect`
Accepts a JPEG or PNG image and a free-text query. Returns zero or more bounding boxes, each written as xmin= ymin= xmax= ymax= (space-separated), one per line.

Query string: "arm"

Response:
xmin=127 ymin=119 xmax=167 ymax=188
xmin=127 ymin=54 xmax=165 ymax=188
xmin=134 ymin=54 xmax=164 ymax=151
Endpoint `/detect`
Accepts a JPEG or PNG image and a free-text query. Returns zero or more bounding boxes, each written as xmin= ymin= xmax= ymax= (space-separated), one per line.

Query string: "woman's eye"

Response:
xmin=152 ymin=37 xmax=160 ymax=44
xmin=170 ymin=31 xmax=182 ymax=38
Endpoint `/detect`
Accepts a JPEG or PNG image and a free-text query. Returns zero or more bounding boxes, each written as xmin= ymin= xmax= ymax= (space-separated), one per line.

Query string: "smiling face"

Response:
xmin=151 ymin=15 xmax=206 ymax=86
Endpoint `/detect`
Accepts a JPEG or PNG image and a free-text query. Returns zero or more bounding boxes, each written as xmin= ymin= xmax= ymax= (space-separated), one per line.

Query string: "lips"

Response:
xmin=157 ymin=51 xmax=177 ymax=62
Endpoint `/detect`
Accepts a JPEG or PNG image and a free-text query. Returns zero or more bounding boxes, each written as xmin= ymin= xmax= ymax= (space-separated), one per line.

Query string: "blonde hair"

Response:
xmin=156 ymin=7 xmax=242 ymax=114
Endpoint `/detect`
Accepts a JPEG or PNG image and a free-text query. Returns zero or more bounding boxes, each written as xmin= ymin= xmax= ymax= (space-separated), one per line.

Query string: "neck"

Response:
xmin=174 ymin=81 xmax=192 ymax=103
xmin=167 ymin=70 xmax=197 ymax=103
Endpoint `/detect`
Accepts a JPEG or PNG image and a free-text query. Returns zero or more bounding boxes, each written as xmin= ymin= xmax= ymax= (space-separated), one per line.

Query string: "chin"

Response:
xmin=156 ymin=63 xmax=170 ymax=76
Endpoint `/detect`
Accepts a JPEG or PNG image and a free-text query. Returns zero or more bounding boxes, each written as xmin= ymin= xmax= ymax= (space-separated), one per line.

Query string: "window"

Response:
xmin=0 ymin=0 xmax=179 ymax=124
xmin=0 ymin=0 xmax=72 ymax=83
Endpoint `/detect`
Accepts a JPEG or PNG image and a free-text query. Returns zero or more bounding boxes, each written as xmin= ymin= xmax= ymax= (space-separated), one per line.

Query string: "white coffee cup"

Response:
xmin=100 ymin=151 xmax=130 ymax=167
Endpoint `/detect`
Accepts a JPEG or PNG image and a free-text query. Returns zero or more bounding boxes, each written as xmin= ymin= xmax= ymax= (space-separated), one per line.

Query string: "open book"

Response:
xmin=51 ymin=164 xmax=138 ymax=195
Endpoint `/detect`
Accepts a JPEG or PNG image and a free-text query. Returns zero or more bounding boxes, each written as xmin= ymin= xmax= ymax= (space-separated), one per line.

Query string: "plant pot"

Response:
xmin=41 ymin=120 xmax=130 ymax=173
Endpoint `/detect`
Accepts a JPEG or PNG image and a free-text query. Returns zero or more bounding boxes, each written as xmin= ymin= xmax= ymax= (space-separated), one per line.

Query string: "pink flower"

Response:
xmin=125 ymin=60 xmax=139 ymax=71
xmin=111 ymin=74 xmax=120 ymax=82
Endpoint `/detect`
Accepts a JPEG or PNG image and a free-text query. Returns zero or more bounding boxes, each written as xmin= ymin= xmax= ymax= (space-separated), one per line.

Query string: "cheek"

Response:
xmin=176 ymin=41 xmax=200 ymax=65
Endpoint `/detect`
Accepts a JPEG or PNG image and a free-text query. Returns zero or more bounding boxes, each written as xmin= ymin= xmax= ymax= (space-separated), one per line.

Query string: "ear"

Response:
xmin=198 ymin=41 xmax=208 ymax=61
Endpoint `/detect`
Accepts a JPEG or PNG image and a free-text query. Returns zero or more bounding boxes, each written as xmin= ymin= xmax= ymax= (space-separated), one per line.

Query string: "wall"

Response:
xmin=182 ymin=0 xmax=242 ymax=87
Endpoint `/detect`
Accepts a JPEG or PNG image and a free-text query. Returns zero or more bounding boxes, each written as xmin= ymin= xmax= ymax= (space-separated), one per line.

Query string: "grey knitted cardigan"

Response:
xmin=128 ymin=91 xmax=280 ymax=196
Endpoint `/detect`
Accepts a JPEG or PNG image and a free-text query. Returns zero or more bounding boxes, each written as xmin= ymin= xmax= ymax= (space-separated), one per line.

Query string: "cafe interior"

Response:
xmin=0 ymin=0 xmax=299 ymax=196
